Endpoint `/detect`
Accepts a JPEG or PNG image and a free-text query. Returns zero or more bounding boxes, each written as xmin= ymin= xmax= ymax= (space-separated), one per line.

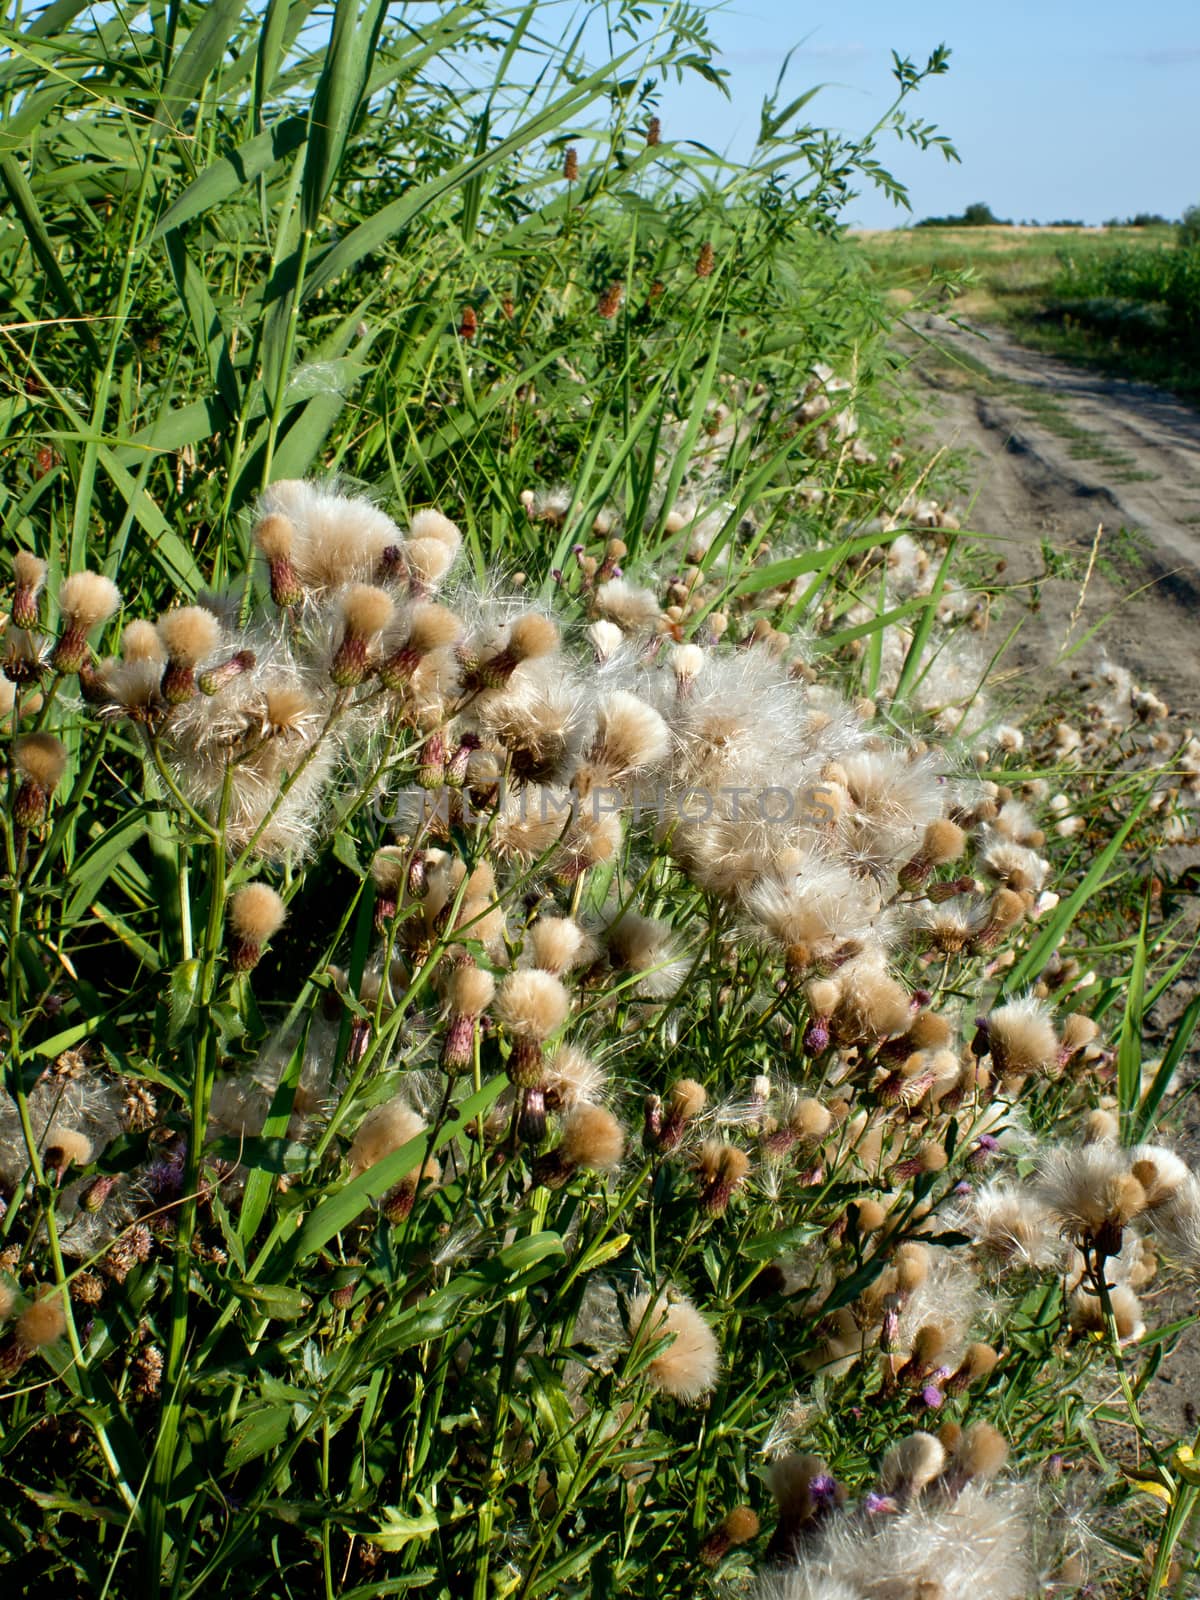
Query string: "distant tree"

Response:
xmin=913 ymin=199 xmax=1011 ymax=228
xmin=961 ymin=200 xmax=1006 ymax=225
xmin=1179 ymin=205 xmax=1200 ymax=249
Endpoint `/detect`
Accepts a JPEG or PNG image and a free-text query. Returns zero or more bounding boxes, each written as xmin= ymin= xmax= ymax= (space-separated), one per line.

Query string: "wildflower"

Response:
xmin=563 ymin=145 xmax=578 ymax=181
xmin=694 ymin=1140 xmax=751 ymax=1216
xmin=982 ymin=997 xmax=1059 ymax=1081
xmin=379 ymin=602 xmax=462 ymax=689
xmin=157 ymin=605 xmax=222 ymax=703
xmin=972 ymin=889 xmax=1030 ymax=947
xmin=441 ymin=963 xmax=495 ymax=1075
xmin=227 ymin=883 xmax=286 ymax=971
xmin=762 ymin=1093 xmax=832 ymax=1159
xmin=11 ymin=551 xmax=47 ymax=630
xmin=898 ymin=817 xmax=966 ymax=890
xmin=765 ymin=1454 xmax=842 ymax=1559
xmin=543 ymin=1045 xmax=606 ymax=1112
xmin=258 ymin=479 xmax=401 ymax=594
xmin=944 ymin=1341 xmax=1000 ymax=1396
xmin=370 ymin=845 xmax=410 ymax=930
xmin=880 ymin=1431 xmax=945 ymax=1501
xmin=586 ymin=619 xmax=625 ymax=661
xmin=51 ymin=571 xmax=121 ymax=673
xmin=348 ymin=1098 xmax=426 ymax=1177
xmin=495 ymin=970 xmax=570 ymax=1086
xmin=465 ymin=613 xmax=559 ymax=690
xmin=131 ymin=1344 xmax=165 ymax=1399
xmin=699 ymin=1505 xmax=758 ymax=1565
xmin=575 ymin=691 xmax=670 ymax=796
xmin=527 ymin=916 xmax=595 ymax=976
xmin=253 ymin=512 xmax=304 ymax=609
xmin=1034 ymin=1144 xmax=1146 ymax=1257
xmin=645 ymin=1077 xmax=706 ymax=1152
xmin=743 ymin=856 xmax=873 ymax=978
xmin=592 ymin=577 xmax=661 ymax=632
xmin=604 ymin=909 xmax=687 ymax=998
xmin=695 ymin=241 xmax=715 ymax=278
xmin=13 ymin=733 xmax=67 ymax=827
xmin=630 ymin=1291 xmax=720 ymax=1402
xmin=43 ymin=1127 xmax=92 ymax=1174
xmin=532 ymin=1104 xmax=625 ymax=1187
xmin=331 ymin=584 xmax=393 ymax=687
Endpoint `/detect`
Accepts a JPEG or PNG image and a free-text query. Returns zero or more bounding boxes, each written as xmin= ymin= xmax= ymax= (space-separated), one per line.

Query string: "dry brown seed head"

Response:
xmin=559 ymin=1104 xmax=625 ymax=1170
xmin=253 ymin=512 xmax=294 ymax=560
xmin=495 ymin=969 xmax=570 ymax=1041
xmin=59 ymin=571 xmax=121 ymax=631
xmin=229 ymin=883 xmax=286 ymax=945
xmin=157 ymin=606 xmax=222 ymax=666
xmin=923 ymin=817 xmax=966 ymax=865
xmin=447 ymin=963 xmax=495 ymax=1018
xmin=954 ymin=1421 xmax=1009 ymax=1480
xmin=508 ymin=614 xmax=559 ymax=661
xmin=17 ymin=1288 xmax=67 ymax=1348
xmin=121 ymin=619 xmax=167 ymax=663
xmin=15 ymin=732 xmax=67 ymax=790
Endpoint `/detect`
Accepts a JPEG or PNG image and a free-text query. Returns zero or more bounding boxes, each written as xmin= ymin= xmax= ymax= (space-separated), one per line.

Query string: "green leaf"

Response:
xmin=153 ymin=0 xmax=247 ymax=134
xmin=151 ymin=117 xmax=309 ymax=238
xmin=224 ymin=1405 xmax=292 ymax=1472
xmin=269 ymin=1075 xmax=507 ymax=1274
xmin=168 ymin=958 xmax=202 ymax=1042
xmin=229 ymin=1281 xmax=310 ymax=1321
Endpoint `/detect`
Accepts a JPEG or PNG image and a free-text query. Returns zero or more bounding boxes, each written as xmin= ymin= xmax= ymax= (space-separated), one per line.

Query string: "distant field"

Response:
xmin=853 ymin=224 xmax=1200 ymax=397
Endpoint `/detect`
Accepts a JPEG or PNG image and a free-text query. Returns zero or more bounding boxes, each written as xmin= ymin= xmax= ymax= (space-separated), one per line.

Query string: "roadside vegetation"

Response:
xmin=1 ymin=4 xmax=1199 ymax=1598
xmin=855 ymin=220 xmax=1200 ymax=398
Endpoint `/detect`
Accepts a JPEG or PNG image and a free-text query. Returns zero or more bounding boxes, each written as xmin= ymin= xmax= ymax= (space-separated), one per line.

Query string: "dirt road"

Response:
xmin=907 ymin=315 xmax=1200 ymax=717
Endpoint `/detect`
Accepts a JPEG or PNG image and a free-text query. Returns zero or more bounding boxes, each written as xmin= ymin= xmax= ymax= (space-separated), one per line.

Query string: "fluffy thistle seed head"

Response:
xmin=881 ymin=1431 xmax=946 ymax=1497
xmin=495 ymin=970 xmax=570 ymax=1040
xmin=529 ymin=916 xmax=594 ymax=975
xmin=951 ymin=1421 xmax=1010 ymax=1482
xmin=496 ymin=969 xmax=570 ymax=1086
xmin=15 ymin=732 xmax=68 ymax=791
xmin=44 ymin=1127 xmax=93 ymax=1171
xmin=985 ymin=997 xmax=1059 ymax=1079
xmin=13 ymin=732 xmax=68 ymax=825
xmin=695 ymin=1140 xmax=752 ymax=1216
xmin=348 ymin=1100 xmax=427 ymax=1177
xmin=121 ymin=620 xmax=167 ymax=663
xmin=631 ymin=1292 xmax=720 ymax=1402
xmin=157 ymin=606 xmax=222 ymax=667
xmin=447 ymin=963 xmax=495 ymax=1019
xmin=17 ymin=1288 xmax=67 ymax=1348
xmin=12 ymin=551 xmax=47 ymax=628
xmin=408 ymin=509 xmax=462 ymax=555
xmin=227 ymin=883 xmax=286 ymax=971
xmin=332 ymin=585 xmax=394 ymax=687
xmin=59 ymin=571 xmax=121 ymax=630
xmin=558 ymin=1104 xmax=626 ymax=1171
xmin=157 ymin=606 xmax=222 ymax=703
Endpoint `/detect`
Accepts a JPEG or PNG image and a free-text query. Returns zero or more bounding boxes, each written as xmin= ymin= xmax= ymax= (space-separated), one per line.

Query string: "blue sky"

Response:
xmin=648 ymin=0 xmax=1199 ymax=227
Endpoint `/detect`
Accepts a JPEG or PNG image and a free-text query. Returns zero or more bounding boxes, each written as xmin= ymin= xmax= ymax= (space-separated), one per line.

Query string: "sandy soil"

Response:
xmin=906 ymin=313 xmax=1200 ymax=719
xmin=908 ymin=310 xmax=1200 ymax=713
xmin=908 ymin=317 xmax=1200 ymax=1445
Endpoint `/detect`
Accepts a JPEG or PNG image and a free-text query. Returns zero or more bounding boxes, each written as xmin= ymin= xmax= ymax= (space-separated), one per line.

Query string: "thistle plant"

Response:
xmin=1 ymin=3 xmax=1198 ymax=1598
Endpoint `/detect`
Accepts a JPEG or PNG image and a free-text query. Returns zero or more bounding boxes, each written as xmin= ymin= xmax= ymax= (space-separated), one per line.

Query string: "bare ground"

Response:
xmin=907 ymin=319 xmax=1200 ymax=1457
xmin=906 ymin=314 xmax=1200 ymax=719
